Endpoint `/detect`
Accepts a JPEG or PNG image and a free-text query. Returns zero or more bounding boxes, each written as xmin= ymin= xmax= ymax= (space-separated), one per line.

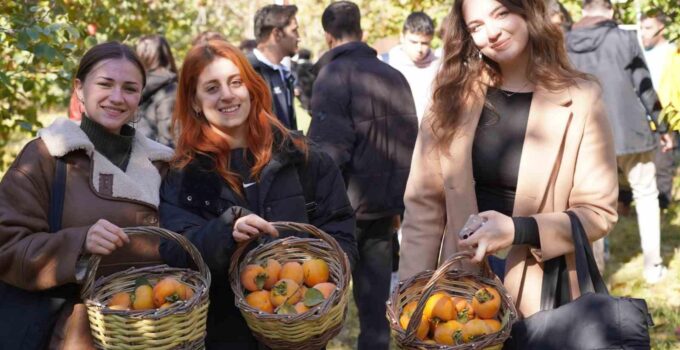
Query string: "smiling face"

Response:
xmin=194 ymin=57 xmax=251 ymax=147
xmin=462 ymin=0 xmax=529 ymax=67
xmin=75 ymin=58 xmax=144 ymax=134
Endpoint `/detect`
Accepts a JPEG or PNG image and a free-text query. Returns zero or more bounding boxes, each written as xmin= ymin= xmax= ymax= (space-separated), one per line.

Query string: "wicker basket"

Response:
xmin=229 ymin=221 xmax=351 ymax=350
xmin=387 ymin=251 xmax=518 ymax=349
xmin=82 ymin=226 xmax=211 ymax=350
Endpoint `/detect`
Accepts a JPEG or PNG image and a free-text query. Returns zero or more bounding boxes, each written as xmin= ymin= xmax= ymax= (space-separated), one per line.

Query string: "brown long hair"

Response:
xmin=173 ymin=40 xmax=306 ymax=192
xmin=431 ymin=0 xmax=590 ymax=149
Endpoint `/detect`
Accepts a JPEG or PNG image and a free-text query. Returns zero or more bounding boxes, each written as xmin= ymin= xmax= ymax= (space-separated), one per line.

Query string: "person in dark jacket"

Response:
xmin=566 ymin=0 xmax=672 ymax=283
xmin=247 ymin=4 xmax=299 ymax=130
xmin=135 ymin=35 xmax=178 ymax=147
xmin=307 ymin=2 xmax=418 ymax=349
xmin=158 ymin=40 xmax=357 ymax=349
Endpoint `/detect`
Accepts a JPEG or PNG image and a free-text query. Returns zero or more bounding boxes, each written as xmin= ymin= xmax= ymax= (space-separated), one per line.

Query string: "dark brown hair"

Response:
xmin=136 ymin=35 xmax=178 ymax=73
xmin=430 ymin=0 xmax=590 ymax=149
xmin=254 ymin=5 xmax=298 ymax=44
xmin=75 ymin=41 xmax=146 ymax=87
xmin=322 ymin=1 xmax=362 ymax=40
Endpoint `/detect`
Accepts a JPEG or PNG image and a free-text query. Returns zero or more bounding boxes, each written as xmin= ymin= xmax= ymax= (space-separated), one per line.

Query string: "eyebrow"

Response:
xmin=466 ymin=4 xmax=505 ymax=26
xmin=95 ymin=76 xmax=141 ymax=86
xmin=201 ymin=74 xmax=241 ymax=86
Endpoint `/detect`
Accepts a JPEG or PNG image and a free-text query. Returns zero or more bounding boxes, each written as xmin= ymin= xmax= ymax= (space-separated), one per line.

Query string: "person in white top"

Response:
xmin=641 ymin=11 xmax=675 ymax=90
xmin=381 ymin=12 xmax=440 ymax=125
xmin=641 ymin=10 xmax=677 ymax=212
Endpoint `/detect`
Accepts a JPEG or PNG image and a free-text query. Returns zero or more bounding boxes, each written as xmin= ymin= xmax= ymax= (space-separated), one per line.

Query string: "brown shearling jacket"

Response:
xmin=0 ymin=118 xmax=173 ymax=349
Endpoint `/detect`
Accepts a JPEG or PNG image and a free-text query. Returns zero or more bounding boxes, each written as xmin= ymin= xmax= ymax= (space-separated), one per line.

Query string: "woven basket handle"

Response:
xmin=228 ymin=221 xmax=346 ymax=278
xmin=81 ymin=226 xmax=211 ymax=300
xmin=403 ymin=250 xmax=494 ymax=341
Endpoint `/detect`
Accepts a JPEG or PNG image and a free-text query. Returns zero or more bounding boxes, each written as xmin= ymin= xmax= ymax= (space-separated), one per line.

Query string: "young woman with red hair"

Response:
xmin=158 ymin=40 xmax=357 ymax=348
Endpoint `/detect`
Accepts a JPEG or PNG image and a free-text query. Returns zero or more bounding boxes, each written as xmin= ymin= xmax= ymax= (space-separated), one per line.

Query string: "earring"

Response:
xmin=478 ymin=50 xmax=483 ymax=60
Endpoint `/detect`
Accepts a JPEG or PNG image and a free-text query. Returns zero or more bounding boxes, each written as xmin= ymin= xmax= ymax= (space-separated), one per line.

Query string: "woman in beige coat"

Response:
xmin=398 ymin=0 xmax=618 ymax=318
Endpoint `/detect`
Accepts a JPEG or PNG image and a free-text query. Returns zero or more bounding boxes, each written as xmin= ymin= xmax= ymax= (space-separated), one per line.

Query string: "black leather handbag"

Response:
xmin=504 ymin=211 xmax=654 ymax=350
xmin=0 ymin=158 xmax=79 ymax=350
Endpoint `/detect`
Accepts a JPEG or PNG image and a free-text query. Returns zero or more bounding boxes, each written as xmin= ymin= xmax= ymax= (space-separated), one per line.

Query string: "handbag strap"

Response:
xmin=566 ymin=211 xmax=608 ymax=295
xmin=540 ymin=211 xmax=608 ymax=311
xmin=49 ymin=158 xmax=66 ymax=233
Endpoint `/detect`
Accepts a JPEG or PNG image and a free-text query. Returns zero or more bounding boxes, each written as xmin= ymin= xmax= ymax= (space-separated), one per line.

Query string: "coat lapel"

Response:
xmin=513 ymin=87 xmax=573 ymax=216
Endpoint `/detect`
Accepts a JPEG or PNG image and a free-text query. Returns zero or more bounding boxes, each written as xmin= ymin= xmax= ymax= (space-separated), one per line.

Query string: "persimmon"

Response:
xmin=153 ymin=277 xmax=182 ymax=307
xmin=423 ymin=292 xmax=455 ymax=321
xmin=461 ymin=319 xmax=491 ymax=343
xmin=270 ymin=279 xmax=301 ymax=306
xmin=400 ymin=314 xmax=429 ymax=340
xmin=433 ymin=320 xmax=464 ymax=345
xmin=246 ymin=290 xmax=274 ymax=313
xmin=302 ymin=258 xmax=330 ymax=287
xmin=160 ymin=302 xmax=173 ymax=309
xmin=312 ymin=282 xmax=336 ymax=299
xmin=241 ymin=264 xmax=267 ymax=292
xmin=132 ymin=280 xmax=154 ymax=310
xmin=262 ymin=259 xmax=282 ymax=289
xmin=108 ymin=291 xmax=131 ymax=310
xmin=294 ymin=301 xmax=310 ymax=314
xmin=280 ymin=261 xmax=304 ymax=285
xmin=401 ymin=301 xmax=417 ymax=318
xmin=454 ymin=298 xmax=475 ymax=323
xmin=472 ymin=287 xmax=501 ymax=319
xmin=483 ymin=319 xmax=502 ymax=333
xmin=176 ymin=282 xmax=194 ymax=301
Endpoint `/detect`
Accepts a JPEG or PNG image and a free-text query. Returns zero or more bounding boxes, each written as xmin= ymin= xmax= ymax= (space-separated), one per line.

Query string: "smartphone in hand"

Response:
xmin=458 ymin=214 xmax=486 ymax=240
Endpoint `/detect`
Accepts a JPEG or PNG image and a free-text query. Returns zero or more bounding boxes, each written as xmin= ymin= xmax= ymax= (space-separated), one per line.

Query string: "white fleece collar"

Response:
xmin=38 ymin=117 xmax=174 ymax=207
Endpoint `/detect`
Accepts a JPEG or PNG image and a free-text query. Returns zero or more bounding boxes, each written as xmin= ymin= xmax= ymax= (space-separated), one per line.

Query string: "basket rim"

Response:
xmin=229 ymin=221 xmax=351 ymax=323
xmin=387 ymin=251 xmax=519 ymax=348
xmin=81 ymin=226 xmax=212 ymax=302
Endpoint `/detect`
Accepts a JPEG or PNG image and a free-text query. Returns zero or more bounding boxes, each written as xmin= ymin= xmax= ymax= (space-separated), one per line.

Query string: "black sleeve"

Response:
xmin=626 ymin=31 xmax=666 ymax=132
xmin=158 ymin=170 xmax=250 ymax=273
xmin=512 ymin=216 xmax=541 ymax=247
xmin=306 ymin=149 xmax=358 ymax=270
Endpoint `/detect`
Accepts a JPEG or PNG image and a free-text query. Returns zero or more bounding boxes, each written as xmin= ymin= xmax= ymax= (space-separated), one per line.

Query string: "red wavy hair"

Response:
xmin=173 ymin=40 xmax=305 ymax=193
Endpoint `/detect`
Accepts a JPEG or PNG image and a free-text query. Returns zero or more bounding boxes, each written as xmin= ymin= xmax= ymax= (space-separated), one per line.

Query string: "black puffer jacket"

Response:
xmin=308 ymin=41 xmax=418 ymax=220
xmin=136 ymin=69 xmax=177 ymax=147
xmin=566 ymin=17 xmax=663 ymax=155
xmin=158 ymin=134 xmax=357 ymax=349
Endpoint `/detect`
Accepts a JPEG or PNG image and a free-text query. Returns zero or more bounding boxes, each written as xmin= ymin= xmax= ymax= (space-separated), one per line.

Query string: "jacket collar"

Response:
xmin=38 ymin=117 xmax=174 ymax=207
xmin=314 ymin=41 xmax=377 ymax=74
xmin=180 ymin=129 xmax=306 ymax=209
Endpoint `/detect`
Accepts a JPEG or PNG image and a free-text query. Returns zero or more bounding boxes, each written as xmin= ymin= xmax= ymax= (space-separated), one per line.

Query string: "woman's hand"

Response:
xmin=233 ymin=214 xmax=279 ymax=243
xmin=458 ymin=211 xmax=515 ymax=263
xmin=85 ymin=219 xmax=130 ymax=255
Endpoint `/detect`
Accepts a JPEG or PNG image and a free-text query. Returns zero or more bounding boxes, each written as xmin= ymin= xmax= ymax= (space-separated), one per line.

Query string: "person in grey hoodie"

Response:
xmin=566 ymin=0 xmax=672 ymax=284
xmin=381 ymin=12 xmax=439 ymax=125
xmin=135 ymin=35 xmax=178 ymax=147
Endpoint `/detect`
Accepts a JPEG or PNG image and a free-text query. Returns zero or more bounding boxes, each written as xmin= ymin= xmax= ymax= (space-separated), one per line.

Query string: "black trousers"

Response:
xmin=352 ymin=216 xmax=394 ymax=350
xmin=654 ymin=145 xmax=675 ymax=209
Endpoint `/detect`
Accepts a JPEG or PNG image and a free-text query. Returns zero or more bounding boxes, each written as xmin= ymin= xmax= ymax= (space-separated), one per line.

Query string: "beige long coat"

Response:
xmin=398 ymin=79 xmax=618 ymax=317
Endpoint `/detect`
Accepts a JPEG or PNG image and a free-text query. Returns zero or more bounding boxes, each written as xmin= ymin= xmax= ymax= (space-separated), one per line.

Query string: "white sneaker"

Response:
xmin=643 ymin=265 xmax=667 ymax=284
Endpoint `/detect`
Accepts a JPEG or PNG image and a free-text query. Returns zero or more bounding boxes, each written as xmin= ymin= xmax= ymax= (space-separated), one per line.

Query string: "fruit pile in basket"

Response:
xmin=240 ymin=258 xmax=337 ymax=315
xmin=106 ymin=276 xmax=194 ymax=311
xmin=400 ymin=286 xmax=505 ymax=347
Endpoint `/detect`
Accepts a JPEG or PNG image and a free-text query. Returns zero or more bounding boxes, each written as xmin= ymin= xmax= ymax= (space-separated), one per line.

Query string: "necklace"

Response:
xmin=499 ymin=81 xmax=532 ymax=97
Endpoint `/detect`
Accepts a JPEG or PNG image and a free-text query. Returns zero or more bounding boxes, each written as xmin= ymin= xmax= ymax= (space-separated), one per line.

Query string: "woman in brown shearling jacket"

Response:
xmin=0 ymin=42 xmax=173 ymax=349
